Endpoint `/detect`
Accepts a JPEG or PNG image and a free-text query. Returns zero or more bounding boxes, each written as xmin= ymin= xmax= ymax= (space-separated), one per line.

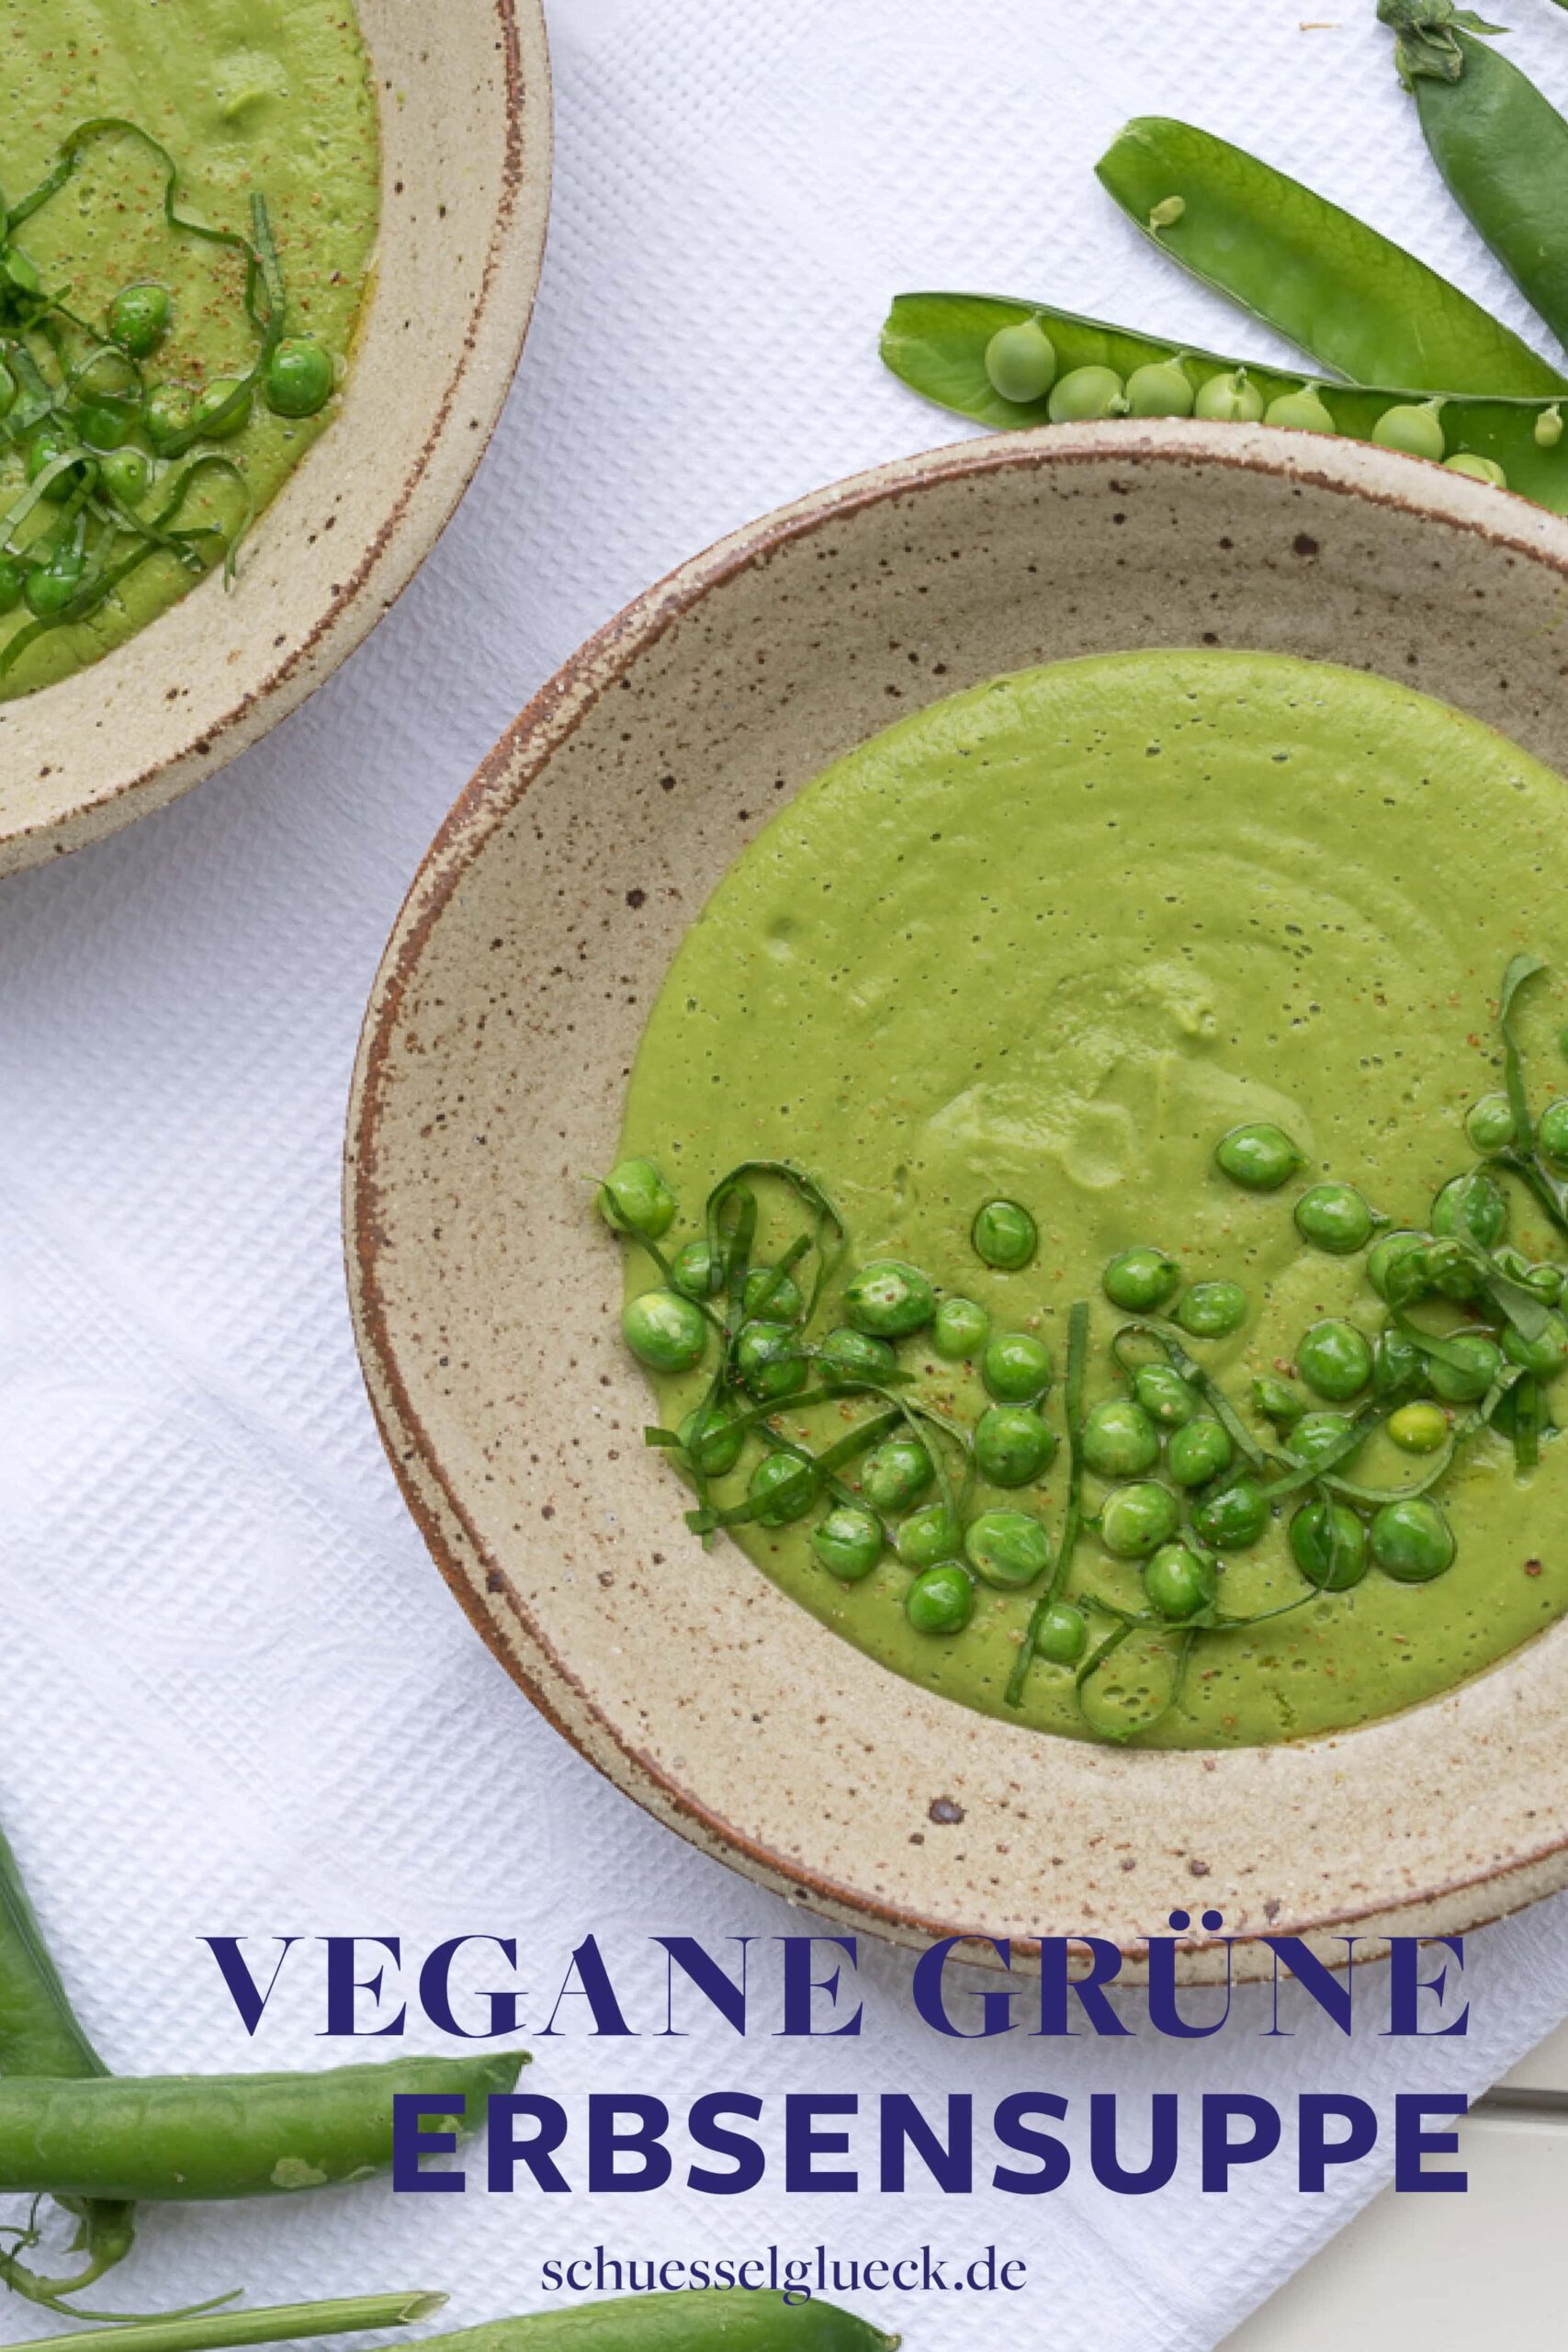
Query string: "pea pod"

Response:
xmin=879 ymin=291 xmax=1568 ymax=513
xmin=1380 ymin=1 xmax=1568 ymax=353
xmin=0 ymin=2048 xmax=525 ymax=2201
xmin=15 ymin=2295 xmax=448 ymax=2352
xmin=1095 ymin=113 xmax=1563 ymax=394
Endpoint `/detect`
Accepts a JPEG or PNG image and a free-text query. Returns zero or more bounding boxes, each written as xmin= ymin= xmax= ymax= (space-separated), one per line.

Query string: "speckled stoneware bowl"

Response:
xmin=348 ymin=424 xmax=1568 ymax=1979
xmin=0 ymin=0 xmax=550 ymax=878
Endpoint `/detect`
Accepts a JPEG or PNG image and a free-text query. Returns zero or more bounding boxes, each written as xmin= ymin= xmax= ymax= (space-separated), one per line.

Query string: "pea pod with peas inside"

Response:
xmin=878 ymin=291 xmax=1568 ymax=509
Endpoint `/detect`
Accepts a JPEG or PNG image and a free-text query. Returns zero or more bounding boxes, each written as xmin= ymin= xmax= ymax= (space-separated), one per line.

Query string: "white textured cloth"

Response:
xmin=6 ymin=3 xmax=1568 ymax=2346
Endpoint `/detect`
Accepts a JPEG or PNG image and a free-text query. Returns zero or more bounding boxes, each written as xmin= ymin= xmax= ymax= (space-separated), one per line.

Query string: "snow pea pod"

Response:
xmin=880 ymin=290 xmax=1568 ymax=513
xmin=0 ymin=2048 xmax=525 ymax=2201
xmin=1381 ymin=1 xmax=1568 ymax=352
xmin=1096 ymin=113 xmax=1563 ymax=394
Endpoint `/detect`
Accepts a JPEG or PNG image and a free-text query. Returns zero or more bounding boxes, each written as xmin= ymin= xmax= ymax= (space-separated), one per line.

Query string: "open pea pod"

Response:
xmin=879 ymin=291 xmax=1568 ymax=514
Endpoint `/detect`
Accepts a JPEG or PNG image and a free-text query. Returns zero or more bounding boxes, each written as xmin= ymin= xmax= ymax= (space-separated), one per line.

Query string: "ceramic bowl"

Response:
xmin=347 ymin=424 xmax=1568 ymax=1978
xmin=0 ymin=0 xmax=550 ymax=877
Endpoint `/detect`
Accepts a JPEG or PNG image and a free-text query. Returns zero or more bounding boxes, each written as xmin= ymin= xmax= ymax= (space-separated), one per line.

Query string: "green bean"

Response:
xmin=879 ymin=292 xmax=1568 ymax=515
xmin=0 ymin=2050 xmax=525 ymax=2202
xmin=13 ymin=2294 xmax=448 ymax=2352
xmin=1095 ymin=113 xmax=1563 ymax=395
xmin=1381 ymin=3 xmax=1568 ymax=353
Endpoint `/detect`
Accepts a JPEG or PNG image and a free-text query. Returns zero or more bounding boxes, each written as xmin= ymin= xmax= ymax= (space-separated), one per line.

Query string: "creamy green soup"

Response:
xmin=616 ymin=650 xmax=1568 ymax=1748
xmin=0 ymin=0 xmax=378 ymax=695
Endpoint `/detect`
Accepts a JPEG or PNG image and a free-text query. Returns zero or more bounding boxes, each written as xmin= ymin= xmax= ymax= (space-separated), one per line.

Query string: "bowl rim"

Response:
xmin=346 ymin=420 xmax=1568 ymax=1967
xmin=0 ymin=0 xmax=553 ymax=876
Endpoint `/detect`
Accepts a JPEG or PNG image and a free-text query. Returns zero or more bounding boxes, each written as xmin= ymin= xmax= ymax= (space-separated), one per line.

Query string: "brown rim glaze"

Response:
xmin=0 ymin=0 xmax=551 ymax=876
xmin=347 ymin=424 xmax=1568 ymax=1979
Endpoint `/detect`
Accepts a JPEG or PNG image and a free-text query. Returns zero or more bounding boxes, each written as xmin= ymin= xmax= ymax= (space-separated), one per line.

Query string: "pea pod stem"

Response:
xmin=10 ymin=2292 xmax=448 ymax=2352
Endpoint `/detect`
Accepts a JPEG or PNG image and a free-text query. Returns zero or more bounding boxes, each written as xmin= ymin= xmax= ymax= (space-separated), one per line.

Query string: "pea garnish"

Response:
xmin=860 ymin=1434 xmax=934 ymax=1513
xmin=598 ymin=1156 xmax=678 ymax=1240
xmin=817 ymin=1325 xmax=897 ymax=1392
xmin=749 ymin=1450 xmax=820 ymax=1527
xmin=1081 ymin=1397 xmax=1160 ymax=1478
xmin=813 ymin=1505 xmax=884 ymax=1581
xmin=844 ymin=1258 xmax=935 ymax=1336
xmin=1253 ymin=1373 xmax=1305 ymax=1426
xmin=1034 ymin=1600 xmax=1089 ymax=1664
xmin=1290 ymin=1498 xmax=1370 ymax=1590
xmin=906 ymin=1562 xmax=975 ymax=1634
xmin=1466 ymin=1093 xmax=1516 ymax=1152
xmin=965 ymin=1509 xmax=1051 ymax=1589
xmin=679 ymin=1401 xmax=743 ymax=1479
xmin=1176 ymin=1280 xmax=1248 ymax=1340
xmin=1295 ymin=1318 xmax=1373 ymax=1402
xmin=1294 ymin=1182 xmax=1380 ymax=1255
xmin=623 ymin=1289 xmax=708 ymax=1374
xmin=971 ymin=1196 xmax=1038 ymax=1270
xmin=735 ymin=1318 xmax=808 ymax=1400
xmin=1099 ymin=1480 xmax=1180 ymax=1559
xmin=982 ymin=1330 xmax=1053 ymax=1402
xmin=1167 ymin=1417 xmax=1233 ymax=1487
xmin=108 ymin=280 xmax=171 ymax=358
xmin=1287 ymin=1410 xmax=1361 ymax=1470
xmin=1388 ymin=1400 xmax=1449 ymax=1455
xmin=1432 ymin=1169 xmax=1506 ymax=1249
xmin=1134 ymin=1361 xmax=1201 ymax=1427
xmin=1144 ymin=1542 xmax=1215 ymax=1621
xmin=975 ymin=1403 xmax=1056 ymax=1487
xmin=1215 ymin=1122 xmax=1303 ymax=1190
xmin=1370 ymin=1496 xmax=1456 ymax=1582
xmin=897 ymin=1502 xmax=963 ymax=1570
xmin=931 ymin=1295 xmax=990 ymax=1360
xmin=1102 ymin=1245 xmax=1180 ymax=1312
xmin=265 ymin=335 xmax=337 ymax=419
xmin=1193 ymin=1476 xmax=1270 ymax=1551
xmin=1427 ymin=1330 xmax=1501 ymax=1404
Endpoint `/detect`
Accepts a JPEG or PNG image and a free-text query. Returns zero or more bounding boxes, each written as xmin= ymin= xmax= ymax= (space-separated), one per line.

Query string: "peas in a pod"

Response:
xmin=597 ymin=1157 xmax=677 ymax=1240
xmin=982 ymin=1330 xmax=1053 ymax=1403
xmin=1099 ymin=1479 xmax=1180 ymax=1559
xmin=1372 ymin=399 xmax=1447 ymax=462
xmin=1194 ymin=368 xmax=1264 ymax=423
xmin=1387 ymin=1400 xmax=1449 ymax=1455
xmin=975 ymin=1403 xmax=1057 ymax=1487
xmin=817 ymin=1325 xmax=897 ymax=1392
xmin=1103 ymin=1246 xmax=1180 ymax=1311
xmin=1214 ymin=1121 xmax=1302 ymax=1190
xmin=0 ymin=554 xmax=22 ymax=616
xmin=1466 ymin=1093 xmax=1516 ymax=1152
xmin=1125 ymin=358 xmax=1195 ymax=417
xmin=1444 ymin=452 xmax=1506 ymax=488
xmin=1540 ymin=1098 xmax=1568 ymax=1170
xmin=844 ymin=1259 xmax=935 ymax=1337
xmin=1265 ymin=385 xmax=1337 ymax=434
xmin=1167 ymin=1417 xmax=1233 ymax=1487
xmin=1294 ymin=1183 xmax=1379 ymax=1255
xmin=1431 ymin=1170 xmax=1506 ymax=1250
xmin=191 ymin=376 xmax=252 ymax=441
xmin=1373 ymin=1328 xmax=1427 ymax=1398
xmin=1295 ymin=1318 xmax=1373 ymax=1402
xmin=623 ymin=1288 xmax=707 ymax=1373
xmin=679 ymin=1402 xmax=743 ymax=1479
xmin=1177 ymin=1281 xmax=1248 ymax=1340
xmin=265 ymin=336 xmax=337 ymax=418
xmin=860 ymin=1435 xmax=934 ymax=1513
xmin=1289 ymin=1498 xmax=1369 ymax=1591
xmin=906 ymin=1562 xmax=975 ymax=1635
xmin=813 ymin=1505 xmax=884 ymax=1582
xmin=897 ymin=1503 xmax=963 ymax=1571
xmin=1427 ymin=1330 xmax=1502 ymax=1405
xmin=1081 ymin=1397 xmax=1160 ymax=1478
xmin=972 ymin=1196 xmax=1038 ymax=1271
xmin=1287 ymin=1410 xmax=1359 ymax=1470
xmin=1134 ymin=1362 xmax=1201 ymax=1427
xmin=1192 ymin=1476 xmax=1269 ymax=1551
xmin=1540 ymin=408 xmax=1566 ymax=450
xmin=741 ymin=1264 xmax=805 ymax=1322
xmin=985 ymin=318 xmax=1057 ymax=404
xmin=1370 ymin=1496 xmax=1456 ymax=1583
xmin=931 ymin=1295 xmax=990 ymax=1360
xmin=1144 ymin=1541 xmax=1216 ymax=1621
xmin=1503 ymin=1313 xmax=1568 ymax=1378
xmin=23 ymin=545 xmax=85 ymax=619
xmin=1033 ymin=1600 xmax=1089 ymax=1664
xmin=749 ymin=1452 xmax=820 ymax=1529
xmin=964 ymin=1509 xmax=1051 ymax=1589
xmin=1253 ymin=1373 xmax=1305 ymax=1426
xmin=1369 ymin=1227 xmax=1430 ymax=1303
xmin=98 ymin=447 xmax=151 ymax=506
xmin=108 ymin=279 xmax=171 ymax=357
xmin=735 ymin=1318 xmax=808 ymax=1401
xmin=1048 ymin=364 xmax=1127 ymax=422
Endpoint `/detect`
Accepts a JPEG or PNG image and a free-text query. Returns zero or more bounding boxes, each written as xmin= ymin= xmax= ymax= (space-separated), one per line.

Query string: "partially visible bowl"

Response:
xmin=0 ymin=0 xmax=550 ymax=876
xmin=347 ymin=424 xmax=1568 ymax=1976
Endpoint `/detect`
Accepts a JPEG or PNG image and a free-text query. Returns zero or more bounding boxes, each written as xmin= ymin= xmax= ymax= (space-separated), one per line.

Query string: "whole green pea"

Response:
xmin=1047 ymin=364 xmax=1127 ymax=423
xmin=965 ymin=1509 xmax=1051 ymax=1589
xmin=1264 ymin=386 xmax=1337 ymax=434
xmin=1427 ymin=1330 xmax=1502 ymax=1404
xmin=143 ymin=383 xmax=195 ymax=452
xmin=897 ymin=1503 xmax=963 ymax=1571
xmin=622 ymin=1287 xmax=707 ymax=1373
xmin=813 ymin=1505 xmax=883 ymax=1582
xmin=1177 ymin=1282 xmax=1248 ymax=1340
xmin=984 ymin=319 xmax=1058 ymax=405
xmin=679 ymin=1402 xmax=743 ymax=1479
xmin=1125 ymin=359 xmax=1195 ymax=418
xmin=597 ymin=1157 xmax=677 ymax=1239
xmin=98 ymin=447 xmax=152 ymax=506
xmin=1194 ymin=368 xmax=1265 ymax=424
xmin=1081 ymin=1397 xmax=1160 ymax=1479
xmin=1253 ymin=1373 xmax=1305 ymax=1426
xmin=860 ymin=1435 xmax=934 ymax=1513
xmin=931 ymin=1296 xmax=990 ymax=1361
xmin=1372 ymin=400 xmax=1447 ymax=462
xmin=971 ymin=1197 xmax=1038 ymax=1271
xmin=1192 ymin=1476 xmax=1269 ymax=1551
xmin=1289 ymin=1498 xmax=1369 ymax=1591
xmin=1100 ymin=1480 xmax=1180 ymax=1559
xmin=1503 ymin=1313 xmax=1568 ymax=1377
xmin=1466 ymin=1093 xmax=1516 ymax=1152
xmin=23 ymin=546 xmax=85 ymax=619
xmin=1431 ymin=1170 xmax=1506 ymax=1249
xmin=670 ymin=1239 xmax=717 ymax=1299
xmin=1373 ymin=1328 xmax=1427 ymax=1398
xmin=108 ymin=280 xmax=171 ymax=357
xmin=1296 ymin=1318 xmax=1373 ymax=1401
xmin=983 ymin=1331 xmax=1053 ymax=1403
xmin=1370 ymin=1496 xmax=1456 ymax=1582
xmin=192 ymin=377 xmax=252 ymax=441
xmin=1294 ymin=1183 xmax=1378 ymax=1255
xmin=1444 ymin=452 xmax=1506 ymax=488
xmin=1144 ymin=1542 xmax=1215 ymax=1621
xmin=1538 ymin=406 xmax=1564 ymax=449
xmin=1214 ymin=1122 xmax=1302 ymax=1191
xmin=975 ymin=1403 xmax=1057 ymax=1487
xmin=741 ymin=1264 xmax=804 ymax=1322
xmin=26 ymin=421 xmax=92 ymax=502
xmin=0 ymin=553 xmax=22 ymax=616
xmin=265 ymin=336 xmax=337 ymax=419
xmin=1033 ymin=1601 xmax=1089 ymax=1665
xmin=749 ymin=1451 xmax=819 ymax=1528
xmin=817 ymin=1326 xmax=897 ymax=1393
xmin=1369 ymin=1228 xmax=1431 ymax=1303
xmin=75 ymin=397 xmax=136 ymax=451
xmin=1539 ymin=1098 xmax=1568 ymax=1169
xmin=735 ymin=1319 xmax=808 ymax=1401
xmin=844 ymin=1260 xmax=935 ymax=1337
xmin=1134 ymin=1363 xmax=1201 ymax=1427
xmin=1103 ymin=1247 xmax=1180 ymax=1312
xmin=906 ymin=1562 xmax=975 ymax=1635
xmin=1287 ymin=1410 xmax=1360 ymax=1469
xmin=1387 ymin=1400 xmax=1449 ymax=1455
xmin=1167 ymin=1418 xmax=1233 ymax=1487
